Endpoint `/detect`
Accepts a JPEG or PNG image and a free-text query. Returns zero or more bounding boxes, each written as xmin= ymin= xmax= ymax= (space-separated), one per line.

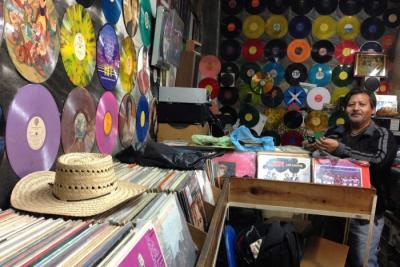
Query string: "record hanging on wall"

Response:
xmin=198 ymin=78 xmax=220 ymax=99
xmin=339 ymin=0 xmax=362 ymax=15
xmin=288 ymin=15 xmax=311 ymax=39
xmin=305 ymin=111 xmax=329 ymax=132
xmin=332 ymin=64 xmax=354 ymax=87
xmin=239 ymin=104 xmax=260 ymax=128
xmin=308 ymin=63 xmax=332 ymax=87
xmin=221 ymin=62 xmax=240 ymax=80
xmin=283 ymin=110 xmax=303 ymax=129
xmin=6 ymin=84 xmax=61 ymax=178
xmin=4 ymin=0 xmax=60 ymax=83
xmin=264 ymin=107 xmax=286 ymax=130
xmin=331 ymin=87 xmax=350 ymax=104
xmin=312 ymin=16 xmax=337 ymax=40
xmin=364 ymin=0 xmax=387 ymax=16
xmin=285 ymin=63 xmax=308 ymax=85
xmin=242 ymin=39 xmax=264 ymax=62
xmin=306 ymin=87 xmax=331 ymax=110
xmin=220 ymin=39 xmax=241 ymax=61
xmin=77 ymin=0 xmax=95 ymax=8
xmin=102 ymin=0 xmax=122 ymax=25
xmin=263 ymin=62 xmax=285 ymax=85
xmin=265 ymin=15 xmax=288 ymax=39
xmin=218 ymin=87 xmax=239 ymax=105
xmin=265 ymin=39 xmax=287 ymax=60
xmin=123 ymin=0 xmax=139 ymax=36
xmin=360 ymin=41 xmax=383 ymax=53
xmin=221 ymin=16 xmax=242 ymax=38
xmin=221 ymin=0 xmax=243 ymax=15
xmin=335 ymin=40 xmax=359 ymax=64
xmin=337 ymin=16 xmax=360 ymax=40
xmin=291 ymin=0 xmax=313 ymax=15
xmin=311 ymin=40 xmax=334 ymax=63
xmin=244 ymin=0 xmax=267 ymax=14
xmin=250 ymin=72 xmax=274 ymax=95
xmin=383 ymin=8 xmax=400 ymax=28
xmin=120 ymin=37 xmax=137 ymax=93
xmin=0 ymin=105 xmax=5 ymax=167
xmin=220 ymin=106 xmax=238 ymax=125
xmin=199 ymin=55 xmax=221 ymax=78
xmin=267 ymin=0 xmax=290 ymax=14
xmin=287 ymin=39 xmax=311 ymax=63
xmin=240 ymin=62 xmax=261 ymax=84
xmin=261 ymin=86 xmax=284 ymax=108
xmin=119 ymin=93 xmax=136 ymax=148
xmin=139 ymin=0 xmax=152 ymax=47
xmin=315 ymin=0 xmax=338 ymax=14
xmin=361 ymin=17 xmax=384 ymax=40
xmin=283 ymin=86 xmax=307 ymax=108
xmin=136 ymin=95 xmax=150 ymax=143
xmin=243 ymin=15 xmax=264 ymax=39
xmin=137 ymin=46 xmax=151 ymax=95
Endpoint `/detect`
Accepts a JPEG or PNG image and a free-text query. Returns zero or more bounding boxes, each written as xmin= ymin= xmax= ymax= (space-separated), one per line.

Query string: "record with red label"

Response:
xmin=221 ymin=0 xmax=243 ymax=15
xmin=305 ymin=111 xmax=329 ymax=132
xmin=261 ymin=86 xmax=284 ymax=107
xmin=265 ymin=39 xmax=287 ymax=60
xmin=267 ymin=0 xmax=290 ymax=14
xmin=119 ymin=94 xmax=136 ymax=148
xmin=335 ymin=40 xmax=359 ymax=64
xmin=242 ymin=39 xmax=264 ymax=61
xmin=289 ymin=15 xmax=312 ymax=38
xmin=315 ymin=0 xmax=338 ymax=14
xmin=281 ymin=130 xmax=303 ymax=146
xmin=291 ymin=0 xmax=313 ymax=15
xmin=377 ymin=81 xmax=390 ymax=94
xmin=287 ymin=39 xmax=311 ymax=63
xmin=284 ymin=110 xmax=303 ymax=129
xmin=285 ymin=63 xmax=308 ymax=85
xmin=6 ymin=84 xmax=60 ymax=178
xmin=364 ymin=0 xmax=387 ymax=16
xmin=339 ymin=0 xmax=362 ymax=15
xmin=306 ymin=87 xmax=331 ymax=110
xmin=244 ymin=0 xmax=267 ymax=14
xmin=199 ymin=78 xmax=220 ymax=99
xmin=383 ymin=8 xmax=400 ymax=28
xmin=95 ymin=92 xmax=119 ymax=154
xmin=218 ymin=87 xmax=239 ymax=105
xmin=240 ymin=62 xmax=261 ymax=84
xmin=283 ymin=86 xmax=307 ymax=107
xmin=361 ymin=17 xmax=384 ymax=40
xmin=61 ymin=87 xmax=96 ymax=153
xmin=312 ymin=40 xmax=334 ymax=63
xmin=220 ymin=39 xmax=241 ymax=61
xmin=221 ymin=16 xmax=242 ymax=37
xmin=332 ymin=64 xmax=354 ymax=86
xmin=239 ymin=104 xmax=260 ymax=128
xmin=199 ymin=55 xmax=221 ymax=78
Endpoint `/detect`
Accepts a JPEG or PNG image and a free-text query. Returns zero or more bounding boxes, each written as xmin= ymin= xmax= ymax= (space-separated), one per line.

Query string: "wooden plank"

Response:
xmin=188 ymin=223 xmax=206 ymax=251
xmin=204 ymin=201 xmax=215 ymax=224
xmin=211 ymin=186 xmax=221 ymax=202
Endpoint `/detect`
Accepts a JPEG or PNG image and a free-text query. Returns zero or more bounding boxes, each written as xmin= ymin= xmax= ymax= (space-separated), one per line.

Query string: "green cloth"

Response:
xmin=191 ymin=135 xmax=233 ymax=148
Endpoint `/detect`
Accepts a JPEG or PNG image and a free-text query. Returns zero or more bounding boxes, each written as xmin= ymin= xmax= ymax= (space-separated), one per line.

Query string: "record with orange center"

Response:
xmin=118 ymin=94 xmax=136 ymax=148
xmin=243 ymin=15 xmax=265 ymax=39
xmin=287 ymin=39 xmax=311 ymax=63
xmin=120 ymin=37 xmax=137 ymax=93
xmin=331 ymin=87 xmax=350 ymax=104
xmin=337 ymin=16 xmax=360 ymax=40
xmin=264 ymin=107 xmax=285 ymax=130
xmin=242 ymin=39 xmax=264 ymax=61
xmin=244 ymin=0 xmax=267 ymax=14
xmin=377 ymin=81 xmax=390 ymax=95
xmin=265 ymin=15 xmax=288 ymax=39
xmin=199 ymin=55 xmax=221 ymax=78
xmin=312 ymin=16 xmax=337 ymax=40
xmin=221 ymin=16 xmax=242 ymax=37
xmin=123 ymin=0 xmax=139 ymax=37
xmin=280 ymin=130 xmax=303 ymax=146
xmin=381 ymin=34 xmax=396 ymax=51
xmin=198 ymin=78 xmax=220 ymax=99
xmin=250 ymin=72 xmax=274 ymax=95
xmin=335 ymin=40 xmax=358 ymax=64
xmin=305 ymin=111 xmax=328 ymax=132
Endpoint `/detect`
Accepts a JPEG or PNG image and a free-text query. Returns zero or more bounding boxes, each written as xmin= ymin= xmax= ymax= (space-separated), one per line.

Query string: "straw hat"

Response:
xmin=11 ymin=153 xmax=146 ymax=217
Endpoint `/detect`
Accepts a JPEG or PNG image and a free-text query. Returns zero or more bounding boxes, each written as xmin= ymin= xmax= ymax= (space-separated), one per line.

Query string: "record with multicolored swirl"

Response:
xmin=119 ymin=94 xmax=136 ymax=148
xmin=61 ymin=4 xmax=96 ymax=87
xmin=96 ymin=24 xmax=120 ymax=91
xmin=96 ymin=92 xmax=119 ymax=154
xmin=120 ymin=37 xmax=137 ymax=93
xmin=123 ymin=0 xmax=139 ymax=36
xmin=4 ymin=0 xmax=60 ymax=83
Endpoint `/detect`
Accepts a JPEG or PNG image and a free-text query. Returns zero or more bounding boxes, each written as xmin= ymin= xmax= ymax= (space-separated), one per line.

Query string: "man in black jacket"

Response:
xmin=304 ymin=88 xmax=397 ymax=267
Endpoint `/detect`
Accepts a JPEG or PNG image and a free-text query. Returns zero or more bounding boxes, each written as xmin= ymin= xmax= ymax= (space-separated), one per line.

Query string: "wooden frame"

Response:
xmin=354 ymin=53 xmax=387 ymax=77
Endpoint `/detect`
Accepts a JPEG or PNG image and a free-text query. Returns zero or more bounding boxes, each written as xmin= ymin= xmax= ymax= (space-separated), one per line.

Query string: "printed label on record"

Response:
xmin=74 ymin=33 xmax=86 ymax=61
xmin=26 ymin=116 xmax=46 ymax=150
xmin=103 ymin=112 xmax=113 ymax=136
xmin=74 ymin=112 xmax=87 ymax=140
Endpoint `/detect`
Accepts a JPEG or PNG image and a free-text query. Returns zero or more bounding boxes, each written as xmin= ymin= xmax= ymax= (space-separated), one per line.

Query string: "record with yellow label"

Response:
xmin=335 ymin=40 xmax=359 ymax=64
xmin=120 ymin=37 xmax=137 ymax=93
xmin=312 ymin=16 xmax=337 ymax=40
xmin=242 ymin=39 xmax=264 ymax=62
xmin=243 ymin=15 xmax=264 ymax=38
xmin=337 ymin=16 xmax=360 ymax=40
xmin=239 ymin=104 xmax=260 ymax=128
xmin=136 ymin=95 xmax=149 ymax=143
xmin=305 ymin=111 xmax=329 ymax=132
xmin=332 ymin=64 xmax=353 ymax=87
xmin=287 ymin=39 xmax=311 ymax=63
xmin=328 ymin=111 xmax=348 ymax=127
xmin=265 ymin=15 xmax=288 ymax=39
xmin=331 ymin=87 xmax=350 ymax=104
xmin=199 ymin=78 xmax=220 ymax=99
xmin=123 ymin=0 xmax=139 ymax=36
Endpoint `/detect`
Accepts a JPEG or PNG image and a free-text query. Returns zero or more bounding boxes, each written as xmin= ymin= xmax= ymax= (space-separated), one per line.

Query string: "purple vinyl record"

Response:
xmin=6 ymin=84 xmax=60 ymax=178
xmin=96 ymin=24 xmax=120 ymax=91
xmin=96 ymin=91 xmax=118 ymax=154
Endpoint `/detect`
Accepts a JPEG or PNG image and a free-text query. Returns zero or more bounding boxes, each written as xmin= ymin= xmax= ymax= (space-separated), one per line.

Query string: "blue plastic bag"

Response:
xmin=230 ymin=126 xmax=275 ymax=151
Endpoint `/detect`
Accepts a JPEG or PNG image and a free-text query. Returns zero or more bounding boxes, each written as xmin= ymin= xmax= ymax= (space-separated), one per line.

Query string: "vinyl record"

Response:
xmin=263 ymin=62 xmax=285 ymax=85
xmin=306 ymin=87 xmax=331 ymax=110
xmin=4 ymin=0 xmax=60 ymax=83
xmin=199 ymin=55 xmax=221 ymax=78
xmin=364 ymin=77 xmax=380 ymax=91
xmin=240 ymin=62 xmax=261 ymax=84
xmin=265 ymin=39 xmax=287 ymax=60
xmin=361 ymin=17 xmax=384 ymax=41
xmin=265 ymin=15 xmax=288 ymax=39
xmin=284 ymin=110 xmax=303 ymax=129
xmin=0 ymin=1 xmax=3 ymax=49
xmin=95 ymin=92 xmax=118 ymax=154
xmin=312 ymin=16 xmax=337 ymax=40
xmin=243 ymin=15 xmax=264 ymax=38
xmin=220 ymin=39 xmax=241 ymax=61
xmin=331 ymin=87 xmax=350 ymax=104
xmin=335 ymin=40 xmax=359 ymax=64
xmin=220 ymin=73 xmax=235 ymax=87
xmin=250 ymin=72 xmax=274 ymax=95
xmin=360 ymin=41 xmax=383 ymax=53
xmin=287 ymin=39 xmax=311 ymax=63
xmin=199 ymin=78 xmax=220 ymax=99
xmin=119 ymin=94 xmax=136 ymax=148
xmin=339 ymin=0 xmax=362 ymax=15
xmin=337 ymin=16 xmax=360 ymax=40
xmin=239 ymin=84 xmax=262 ymax=105
xmin=244 ymin=0 xmax=267 ymax=14
xmin=332 ymin=65 xmax=354 ymax=86
xmin=285 ymin=63 xmax=308 ymax=85
xmin=315 ymin=0 xmax=338 ymax=14
xmin=288 ymin=16 xmax=312 ymax=39
xmin=60 ymin=4 xmax=96 ymax=88
xmin=102 ymin=0 xmax=122 ymax=25
xmin=291 ymin=0 xmax=313 ymax=14
xmin=220 ymin=106 xmax=238 ymax=125
xmin=6 ymin=84 xmax=60 ymax=178
xmin=218 ymin=87 xmax=239 ymax=105
xmin=123 ymin=0 xmax=139 ymax=36
xmin=305 ymin=111 xmax=328 ymax=132
xmin=364 ymin=0 xmax=387 ymax=16
xmin=139 ymin=0 xmax=152 ymax=47
xmin=283 ymin=86 xmax=307 ymax=107
xmin=311 ymin=40 xmax=334 ymax=63
xmin=267 ymin=0 xmax=290 ymax=14
xmin=120 ymin=37 xmax=137 ymax=93
xmin=308 ymin=63 xmax=331 ymax=87
xmin=77 ymin=0 xmax=95 ymax=8
xmin=281 ymin=130 xmax=303 ymax=146
xmin=221 ymin=16 xmax=242 ymax=38
xmin=383 ymin=8 xmax=400 ymax=28
xmin=0 ymin=105 xmax=5 ymax=166
xmin=261 ymin=130 xmax=281 ymax=145
xmin=328 ymin=111 xmax=348 ymax=127
xmin=264 ymin=107 xmax=286 ymax=129
xmin=261 ymin=86 xmax=284 ymax=107
xmin=136 ymin=95 xmax=149 ymax=143
xmin=221 ymin=0 xmax=243 ymax=15
xmin=137 ymin=46 xmax=151 ymax=95
xmin=381 ymin=34 xmax=396 ymax=51
xmin=239 ymin=104 xmax=260 ymax=128
xmin=377 ymin=81 xmax=390 ymax=94
xmin=242 ymin=39 xmax=264 ymax=61
xmin=222 ymin=62 xmax=240 ymax=80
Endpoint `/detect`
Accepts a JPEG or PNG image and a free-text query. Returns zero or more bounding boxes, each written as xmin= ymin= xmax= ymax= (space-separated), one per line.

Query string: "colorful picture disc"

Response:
xmin=76 ymin=0 xmax=95 ymax=8
xmin=265 ymin=39 xmax=287 ymax=60
xmin=102 ymin=0 xmax=122 ymax=25
xmin=305 ymin=111 xmax=328 ymax=132
xmin=123 ymin=0 xmax=139 ymax=36
xmin=6 ymin=84 xmax=60 ymax=178
xmin=221 ymin=16 xmax=242 ymax=38
xmin=139 ymin=0 xmax=152 ymax=47
xmin=96 ymin=91 xmax=119 ymax=154
xmin=4 ymin=0 xmax=60 ymax=83
xmin=287 ymin=39 xmax=311 ymax=63
xmin=289 ymin=15 xmax=311 ymax=39
xmin=61 ymin=4 xmax=96 ymax=87
xmin=308 ymin=63 xmax=331 ymax=87
xmin=137 ymin=46 xmax=151 ymax=95
xmin=61 ymin=87 xmax=96 ymax=153
xmin=119 ymin=94 xmax=136 ymax=148
xmin=243 ymin=15 xmax=264 ymax=39
xmin=335 ymin=40 xmax=359 ymax=64
xmin=264 ymin=107 xmax=285 ymax=130
xmin=265 ymin=15 xmax=288 ymax=39
xmin=311 ymin=40 xmax=334 ymax=63
xmin=332 ymin=64 xmax=354 ymax=86
xmin=136 ymin=95 xmax=149 ymax=143
xmin=312 ymin=16 xmax=337 ymax=40
xmin=261 ymin=86 xmax=284 ymax=107
xmin=120 ymin=37 xmax=137 ymax=93
xmin=0 ymin=105 xmax=5 ymax=166
xmin=242 ymin=39 xmax=264 ymax=62
xmin=337 ymin=16 xmax=360 ymax=40
xmin=96 ymin=24 xmax=120 ymax=91
xmin=250 ymin=72 xmax=274 ymax=95
xmin=263 ymin=62 xmax=285 ymax=85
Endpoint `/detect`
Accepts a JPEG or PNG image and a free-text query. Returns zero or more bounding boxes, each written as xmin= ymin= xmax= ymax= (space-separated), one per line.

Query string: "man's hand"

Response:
xmin=315 ymin=137 xmax=340 ymax=153
xmin=302 ymin=140 xmax=317 ymax=151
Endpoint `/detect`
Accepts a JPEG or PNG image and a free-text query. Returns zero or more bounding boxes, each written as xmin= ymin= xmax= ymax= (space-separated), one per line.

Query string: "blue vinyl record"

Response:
xmin=284 ymin=86 xmax=306 ymax=107
xmin=308 ymin=63 xmax=331 ymax=87
xmin=289 ymin=15 xmax=311 ymax=38
xmin=263 ymin=62 xmax=285 ymax=85
xmin=136 ymin=95 xmax=149 ymax=143
xmin=102 ymin=0 xmax=122 ymax=25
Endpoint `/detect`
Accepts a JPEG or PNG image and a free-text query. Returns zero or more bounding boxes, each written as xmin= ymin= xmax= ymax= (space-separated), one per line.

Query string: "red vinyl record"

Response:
xmin=381 ymin=34 xmax=396 ymax=51
xmin=377 ymin=80 xmax=390 ymax=94
xmin=280 ymin=130 xmax=303 ymax=146
xmin=335 ymin=40 xmax=359 ymax=64
xmin=118 ymin=94 xmax=136 ymax=148
xmin=242 ymin=39 xmax=264 ymax=61
xmin=199 ymin=78 xmax=220 ymax=99
xmin=199 ymin=55 xmax=221 ymax=78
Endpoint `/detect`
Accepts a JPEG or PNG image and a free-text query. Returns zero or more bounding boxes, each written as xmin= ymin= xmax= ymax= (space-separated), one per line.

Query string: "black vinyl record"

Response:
xmin=315 ymin=0 xmax=338 ymax=14
xmin=283 ymin=110 xmax=303 ymax=129
xmin=239 ymin=104 xmax=260 ymax=128
xmin=364 ymin=77 xmax=380 ymax=91
xmin=218 ymin=87 xmax=239 ymax=105
xmin=267 ymin=0 xmax=290 ymax=14
xmin=265 ymin=39 xmax=287 ymax=60
xmin=261 ymin=86 xmax=284 ymax=107
xmin=221 ymin=62 xmax=240 ymax=80
xmin=220 ymin=106 xmax=238 ymax=125
xmin=261 ymin=130 xmax=281 ymax=145
xmin=332 ymin=64 xmax=354 ymax=87
xmin=360 ymin=41 xmax=383 ymax=53
xmin=364 ymin=0 xmax=387 ymax=16
xmin=339 ymin=0 xmax=362 ymax=15
xmin=285 ymin=63 xmax=308 ymax=85
xmin=288 ymin=16 xmax=311 ymax=38
xmin=361 ymin=17 xmax=384 ymax=40
xmin=76 ymin=0 xmax=94 ymax=7
xmin=220 ymin=39 xmax=241 ymax=61
xmin=240 ymin=62 xmax=261 ymax=84
xmin=220 ymin=73 xmax=235 ymax=86
xmin=383 ymin=8 xmax=400 ymax=28
xmin=244 ymin=0 xmax=267 ymax=14
xmin=221 ymin=16 xmax=242 ymax=38
xmin=311 ymin=40 xmax=334 ymax=63
xmin=221 ymin=0 xmax=243 ymax=15
xmin=291 ymin=0 xmax=314 ymax=15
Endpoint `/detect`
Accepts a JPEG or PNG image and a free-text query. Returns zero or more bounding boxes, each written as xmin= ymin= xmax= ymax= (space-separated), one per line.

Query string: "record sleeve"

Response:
xmin=212 ymin=152 xmax=256 ymax=179
xmin=119 ymin=94 xmax=136 ymax=148
xmin=123 ymin=0 xmax=139 ymax=36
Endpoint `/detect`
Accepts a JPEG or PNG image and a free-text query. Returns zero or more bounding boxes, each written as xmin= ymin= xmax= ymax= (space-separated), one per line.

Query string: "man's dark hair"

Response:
xmin=343 ymin=88 xmax=377 ymax=108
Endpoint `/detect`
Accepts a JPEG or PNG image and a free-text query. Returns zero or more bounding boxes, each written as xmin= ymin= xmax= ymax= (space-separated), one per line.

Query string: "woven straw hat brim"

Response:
xmin=10 ymin=171 xmax=146 ymax=217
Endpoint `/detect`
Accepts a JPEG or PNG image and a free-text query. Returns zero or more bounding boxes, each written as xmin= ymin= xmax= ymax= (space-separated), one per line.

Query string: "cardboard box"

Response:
xmin=301 ymin=238 xmax=349 ymax=267
xmin=157 ymin=123 xmax=209 ymax=143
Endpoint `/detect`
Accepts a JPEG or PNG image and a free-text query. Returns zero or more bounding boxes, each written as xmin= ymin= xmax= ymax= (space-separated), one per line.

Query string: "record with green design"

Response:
xmin=139 ymin=0 xmax=152 ymax=47
xmin=239 ymin=83 xmax=261 ymax=105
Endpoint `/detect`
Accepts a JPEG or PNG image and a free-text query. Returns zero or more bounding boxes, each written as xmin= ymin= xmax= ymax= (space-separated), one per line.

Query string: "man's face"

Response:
xmin=345 ymin=93 xmax=375 ymax=126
